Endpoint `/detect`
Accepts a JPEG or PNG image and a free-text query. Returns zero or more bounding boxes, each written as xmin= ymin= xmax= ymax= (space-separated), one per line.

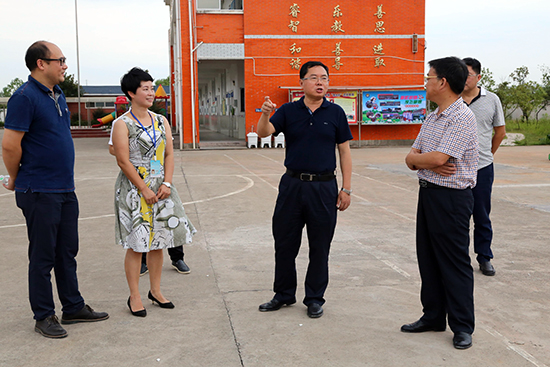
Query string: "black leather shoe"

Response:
xmin=307 ymin=303 xmax=323 ymax=318
xmin=259 ymin=298 xmax=296 ymax=312
xmin=61 ymin=304 xmax=109 ymax=324
xmin=140 ymin=263 xmax=148 ymax=276
xmin=35 ymin=315 xmax=68 ymax=338
xmin=401 ymin=319 xmax=446 ymax=333
xmin=148 ymin=291 xmax=175 ymax=309
xmin=127 ymin=297 xmax=147 ymax=317
xmin=172 ymin=260 xmax=191 ymax=274
xmin=453 ymin=332 xmax=473 ymax=349
xmin=479 ymin=261 xmax=495 ymax=276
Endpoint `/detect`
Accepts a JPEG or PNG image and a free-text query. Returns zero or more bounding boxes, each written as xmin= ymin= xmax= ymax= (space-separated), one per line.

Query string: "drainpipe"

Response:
xmin=188 ymin=0 xmax=196 ymax=149
xmin=174 ymin=0 xmax=184 ymax=150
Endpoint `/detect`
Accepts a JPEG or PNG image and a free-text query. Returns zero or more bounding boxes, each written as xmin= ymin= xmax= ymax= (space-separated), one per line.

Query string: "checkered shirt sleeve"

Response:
xmin=412 ymin=98 xmax=479 ymax=189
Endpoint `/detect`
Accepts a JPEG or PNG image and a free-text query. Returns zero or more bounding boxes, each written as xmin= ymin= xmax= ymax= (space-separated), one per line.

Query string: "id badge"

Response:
xmin=150 ymin=159 xmax=162 ymax=178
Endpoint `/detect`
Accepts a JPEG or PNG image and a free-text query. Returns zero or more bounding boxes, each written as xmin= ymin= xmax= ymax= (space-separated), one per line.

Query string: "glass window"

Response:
xmin=197 ymin=0 xmax=242 ymax=9
xmin=222 ymin=0 xmax=242 ymax=9
xmin=197 ymin=0 xmax=219 ymax=9
xmin=105 ymin=102 xmax=115 ymax=107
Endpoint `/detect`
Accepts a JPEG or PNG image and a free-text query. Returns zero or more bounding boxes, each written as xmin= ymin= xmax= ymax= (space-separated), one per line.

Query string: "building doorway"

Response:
xmin=197 ymin=60 xmax=245 ymax=147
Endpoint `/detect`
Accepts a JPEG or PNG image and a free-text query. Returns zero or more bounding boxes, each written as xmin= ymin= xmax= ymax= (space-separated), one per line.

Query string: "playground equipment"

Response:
xmin=91 ymin=86 xmax=168 ymax=129
xmin=155 ymin=85 xmax=169 ymax=117
xmin=92 ymin=96 xmax=129 ymax=128
xmin=93 ymin=112 xmax=115 ymax=126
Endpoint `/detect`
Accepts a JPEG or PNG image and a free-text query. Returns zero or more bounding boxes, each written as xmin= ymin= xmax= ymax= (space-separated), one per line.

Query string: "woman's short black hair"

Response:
xmin=25 ymin=41 xmax=51 ymax=72
xmin=120 ymin=67 xmax=154 ymax=100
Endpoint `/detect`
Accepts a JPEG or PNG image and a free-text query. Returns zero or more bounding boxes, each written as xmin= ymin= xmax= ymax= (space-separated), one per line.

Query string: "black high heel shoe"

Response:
xmin=148 ymin=291 xmax=175 ymax=309
xmin=127 ymin=296 xmax=147 ymax=317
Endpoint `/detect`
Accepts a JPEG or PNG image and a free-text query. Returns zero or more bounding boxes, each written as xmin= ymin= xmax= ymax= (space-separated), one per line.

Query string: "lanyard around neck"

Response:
xmin=130 ymin=110 xmax=156 ymax=152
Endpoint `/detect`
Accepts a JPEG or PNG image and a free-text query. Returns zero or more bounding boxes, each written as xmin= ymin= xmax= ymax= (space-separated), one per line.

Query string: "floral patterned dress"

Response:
xmin=114 ymin=112 xmax=196 ymax=252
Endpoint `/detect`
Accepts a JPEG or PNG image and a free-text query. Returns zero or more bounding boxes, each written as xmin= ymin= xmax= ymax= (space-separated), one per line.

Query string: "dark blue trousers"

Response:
xmin=472 ymin=163 xmax=494 ymax=263
xmin=16 ymin=191 xmax=85 ymax=320
xmin=272 ymin=174 xmax=338 ymax=306
xmin=416 ymin=185 xmax=475 ymax=334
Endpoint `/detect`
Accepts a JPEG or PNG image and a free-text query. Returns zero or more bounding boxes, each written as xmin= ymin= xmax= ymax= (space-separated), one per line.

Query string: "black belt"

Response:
xmin=286 ymin=169 xmax=336 ymax=182
xmin=419 ymin=179 xmax=471 ymax=190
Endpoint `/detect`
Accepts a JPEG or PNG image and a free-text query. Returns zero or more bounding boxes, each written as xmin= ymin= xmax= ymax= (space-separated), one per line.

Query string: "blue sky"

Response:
xmin=1 ymin=0 xmax=548 ymax=88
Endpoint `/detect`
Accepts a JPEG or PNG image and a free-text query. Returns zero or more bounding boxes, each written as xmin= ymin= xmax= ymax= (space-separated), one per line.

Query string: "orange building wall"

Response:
xmin=243 ymin=0 xmax=425 ymax=141
xmin=179 ymin=0 xmax=425 ymax=145
xmin=196 ymin=14 xmax=244 ymax=43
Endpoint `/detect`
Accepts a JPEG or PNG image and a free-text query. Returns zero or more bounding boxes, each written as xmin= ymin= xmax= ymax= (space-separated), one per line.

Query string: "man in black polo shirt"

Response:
xmin=2 ymin=41 xmax=108 ymax=338
xmin=257 ymin=61 xmax=353 ymax=318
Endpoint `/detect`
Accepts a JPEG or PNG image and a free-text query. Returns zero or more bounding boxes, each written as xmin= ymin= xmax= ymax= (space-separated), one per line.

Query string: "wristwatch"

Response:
xmin=162 ymin=182 xmax=172 ymax=189
xmin=341 ymin=187 xmax=352 ymax=195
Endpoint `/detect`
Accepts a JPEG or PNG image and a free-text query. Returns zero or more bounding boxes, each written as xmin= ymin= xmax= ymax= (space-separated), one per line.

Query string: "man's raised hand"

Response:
xmin=261 ymin=96 xmax=277 ymax=115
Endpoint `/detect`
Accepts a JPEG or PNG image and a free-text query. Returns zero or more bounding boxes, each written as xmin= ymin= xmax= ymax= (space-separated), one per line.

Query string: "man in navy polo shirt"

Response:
xmin=256 ymin=61 xmax=353 ymax=318
xmin=2 ymin=41 xmax=108 ymax=339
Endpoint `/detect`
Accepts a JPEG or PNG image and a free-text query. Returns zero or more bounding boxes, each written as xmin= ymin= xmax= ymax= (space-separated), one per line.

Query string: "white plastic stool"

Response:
xmin=274 ymin=132 xmax=285 ymax=148
xmin=247 ymin=132 xmax=258 ymax=148
xmin=260 ymin=135 xmax=272 ymax=148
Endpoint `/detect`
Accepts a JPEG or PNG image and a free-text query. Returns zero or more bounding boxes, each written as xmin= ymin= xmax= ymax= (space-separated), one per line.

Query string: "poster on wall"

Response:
xmin=362 ymin=90 xmax=426 ymax=124
xmin=290 ymin=90 xmax=358 ymax=123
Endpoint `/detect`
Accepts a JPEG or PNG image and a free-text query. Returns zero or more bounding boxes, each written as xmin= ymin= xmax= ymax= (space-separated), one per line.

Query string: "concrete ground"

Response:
xmin=1 ymin=132 xmax=550 ymax=367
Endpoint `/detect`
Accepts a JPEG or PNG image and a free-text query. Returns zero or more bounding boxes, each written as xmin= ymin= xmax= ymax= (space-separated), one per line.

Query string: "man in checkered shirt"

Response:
xmin=402 ymin=57 xmax=479 ymax=350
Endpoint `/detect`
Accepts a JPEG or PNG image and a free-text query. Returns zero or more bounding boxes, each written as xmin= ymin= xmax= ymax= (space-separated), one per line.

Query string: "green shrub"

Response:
xmin=92 ymin=108 xmax=107 ymax=121
xmin=506 ymin=117 xmax=550 ymax=145
xmin=71 ymin=113 xmax=80 ymax=126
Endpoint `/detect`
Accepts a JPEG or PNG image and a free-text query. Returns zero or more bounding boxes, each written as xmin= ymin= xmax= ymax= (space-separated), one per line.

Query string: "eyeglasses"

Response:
xmin=424 ymin=75 xmax=439 ymax=81
xmin=468 ymin=73 xmax=479 ymax=78
xmin=41 ymin=57 xmax=67 ymax=66
xmin=302 ymin=76 xmax=329 ymax=83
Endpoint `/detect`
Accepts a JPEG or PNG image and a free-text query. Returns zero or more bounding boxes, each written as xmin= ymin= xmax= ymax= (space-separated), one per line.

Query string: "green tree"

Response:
xmin=155 ymin=76 xmax=170 ymax=86
xmin=535 ymin=65 xmax=550 ymax=121
xmin=494 ymin=81 xmax=517 ymax=120
xmin=479 ymin=67 xmax=496 ymax=92
xmin=509 ymin=66 xmax=545 ymax=122
xmin=59 ymin=74 xmax=84 ymax=97
xmin=1 ymin=77 xmax=24 ymax=97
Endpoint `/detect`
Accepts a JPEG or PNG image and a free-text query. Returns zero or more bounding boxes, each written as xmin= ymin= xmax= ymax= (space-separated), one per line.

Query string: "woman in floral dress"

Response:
xmin=112 ymin=67 xmax=195 ymax=317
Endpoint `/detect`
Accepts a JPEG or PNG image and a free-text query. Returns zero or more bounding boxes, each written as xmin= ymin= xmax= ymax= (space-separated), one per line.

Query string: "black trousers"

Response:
xmin=142 ymin=246 xmax=184 ymax=264
xmin=416 ymin=184 xmax=475 ymax=334
xmin=16 ymin=191 xmax=85 ymax=320
xmin=472 ymin=163 xmax=494 ymax=263
xmin=272 ymin=173 xmax=338 ymax=306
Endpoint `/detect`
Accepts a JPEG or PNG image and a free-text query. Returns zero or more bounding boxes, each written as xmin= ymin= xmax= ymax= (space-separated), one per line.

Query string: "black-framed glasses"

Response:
xmin=41 ymin=57 xmax=67 ymax=65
